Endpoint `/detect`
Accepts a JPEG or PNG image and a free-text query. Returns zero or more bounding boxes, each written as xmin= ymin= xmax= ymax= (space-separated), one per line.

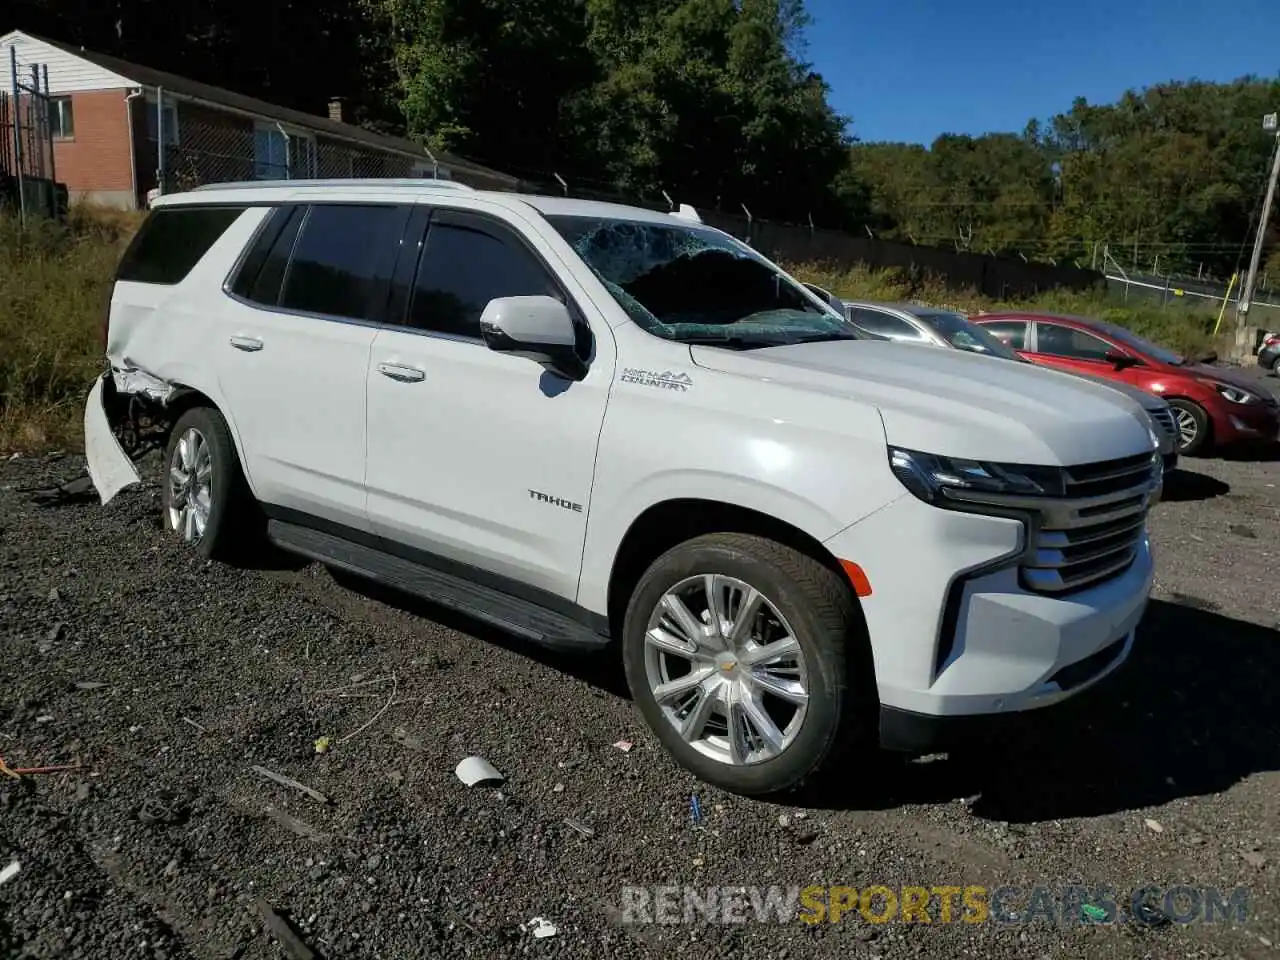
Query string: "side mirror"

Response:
xmin=1105 ymin=349 xmax=1137 ymax=369
xmin=479 ymin=295 xmax=589 ymax=382
xmin=802 ymin=282 xmax=844 ymax=313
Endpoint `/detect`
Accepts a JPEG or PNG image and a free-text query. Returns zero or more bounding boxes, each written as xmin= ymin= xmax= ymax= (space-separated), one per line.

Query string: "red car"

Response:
xmin=973 ymin=312 xmax=1280 ymax=456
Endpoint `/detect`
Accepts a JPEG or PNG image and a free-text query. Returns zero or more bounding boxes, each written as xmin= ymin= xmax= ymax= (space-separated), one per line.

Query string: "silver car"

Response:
xmin=832 ymin=296 xmax=1179 ymax=472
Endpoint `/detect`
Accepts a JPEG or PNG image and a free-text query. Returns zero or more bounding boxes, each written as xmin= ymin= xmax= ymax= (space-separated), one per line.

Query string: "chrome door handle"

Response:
xmin=377 ymin=362 xmax=426 ymax=383
xmin=229 ymin=336 xmax=263 ymax=352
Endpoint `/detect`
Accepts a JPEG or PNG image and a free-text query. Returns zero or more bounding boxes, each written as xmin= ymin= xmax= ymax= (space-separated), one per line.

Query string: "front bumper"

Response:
xmin=823 ymin=490 xmax=1153 ymax=736
xmin=1210 ymin=398 xmax=1280 ymax=445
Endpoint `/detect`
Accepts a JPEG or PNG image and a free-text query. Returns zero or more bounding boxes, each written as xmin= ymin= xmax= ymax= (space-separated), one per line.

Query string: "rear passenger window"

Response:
xmin=278 ymin=204 xmax=409 ymax=321
xmin=116 ymin=206 xmax=246 ymax=285
xmin=231 ymin=206 xmax=304 ymax=307
xmin=406 ymin=212 xmax=559 ymax=338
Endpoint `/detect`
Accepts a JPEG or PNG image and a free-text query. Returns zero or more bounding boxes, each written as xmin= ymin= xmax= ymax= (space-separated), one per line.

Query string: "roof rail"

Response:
xmin=187 ymin=178 xmax=477 ymax=193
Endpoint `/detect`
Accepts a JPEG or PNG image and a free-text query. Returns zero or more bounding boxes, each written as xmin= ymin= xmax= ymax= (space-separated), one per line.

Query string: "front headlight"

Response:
xmin=1199 ymin=378 xmax=1256 ymax=404
xmin=888 ymin=447 xmax=1063 ymax=504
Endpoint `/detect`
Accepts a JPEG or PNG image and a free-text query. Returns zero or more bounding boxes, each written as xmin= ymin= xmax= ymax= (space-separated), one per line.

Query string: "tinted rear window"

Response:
xmin=116 ymin=206 xmax=247 ymax=285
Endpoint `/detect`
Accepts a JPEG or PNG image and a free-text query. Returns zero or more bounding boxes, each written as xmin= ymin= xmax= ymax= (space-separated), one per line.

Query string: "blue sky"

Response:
xmin=803 ymin=0 xmax=1280 ymax=145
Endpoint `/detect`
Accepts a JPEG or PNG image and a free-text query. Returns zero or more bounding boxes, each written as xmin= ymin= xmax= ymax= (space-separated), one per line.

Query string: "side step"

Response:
xmin=266 ymin=520 xmax=610 ymax=653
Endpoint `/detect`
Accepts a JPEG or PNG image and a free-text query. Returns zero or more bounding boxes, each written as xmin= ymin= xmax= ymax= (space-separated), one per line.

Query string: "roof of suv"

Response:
xmin=155 ymin=179 xmax=700 ymax=228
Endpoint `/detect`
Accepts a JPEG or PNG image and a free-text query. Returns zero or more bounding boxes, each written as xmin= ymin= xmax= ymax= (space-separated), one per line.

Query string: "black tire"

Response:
xmin=160 ymin=406 xmax=256 ymax=561
xmin=621 ymin=532 xmax=872 ymax=796
xmin=1167 ymin=398 xmax=1211 ymax=456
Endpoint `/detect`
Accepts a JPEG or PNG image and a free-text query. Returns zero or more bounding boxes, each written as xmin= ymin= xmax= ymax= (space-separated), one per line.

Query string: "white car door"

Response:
xmin=216 ymin=202 xmax=412 ymax=530
xmin=364 ymin=204 xmax=614 ymax=601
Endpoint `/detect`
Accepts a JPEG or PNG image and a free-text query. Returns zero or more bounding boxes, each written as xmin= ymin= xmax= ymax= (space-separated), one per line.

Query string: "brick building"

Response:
xmin=0 ymin=30 xmax=518 ymax=208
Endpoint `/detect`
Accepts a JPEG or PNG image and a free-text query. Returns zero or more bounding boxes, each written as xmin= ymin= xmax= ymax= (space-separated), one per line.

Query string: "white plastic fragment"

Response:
xmin=524 ymin=916 xmax=557 ymax=939
xmin=0 ymin=861 xmax=19 ymax=887
xmin=612 ymin=740 xmax=633 ymax=753
xmin=455 ymin=756 xmax=504 ymax=787
xmin=1144 ymin=818 xmax=1164 ymax=833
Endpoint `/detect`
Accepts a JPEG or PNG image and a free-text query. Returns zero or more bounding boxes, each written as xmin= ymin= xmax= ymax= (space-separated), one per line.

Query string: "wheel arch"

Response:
xmin=604 ymin=498 xmax=864 ymax=644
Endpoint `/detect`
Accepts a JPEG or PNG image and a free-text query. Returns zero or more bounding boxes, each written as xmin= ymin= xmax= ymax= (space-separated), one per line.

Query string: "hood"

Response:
xmin=691 ymin=340 xmax=1156 ymax=466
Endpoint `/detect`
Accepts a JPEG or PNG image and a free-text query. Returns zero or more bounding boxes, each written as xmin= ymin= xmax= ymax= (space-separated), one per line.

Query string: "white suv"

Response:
xmin=85 ymin=179 xmax=1160 ymax=795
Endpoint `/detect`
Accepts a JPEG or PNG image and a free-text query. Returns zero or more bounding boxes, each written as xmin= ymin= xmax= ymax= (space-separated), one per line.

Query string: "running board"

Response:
xmin=266 ymin=520 xmax=610 ymax=653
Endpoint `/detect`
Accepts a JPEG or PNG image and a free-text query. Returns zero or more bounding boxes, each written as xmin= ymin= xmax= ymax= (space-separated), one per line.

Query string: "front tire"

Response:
xmin=161 ymin=407 xmax=252 ymax=561
xmin=1168 ymin=398 xmax=1211 ymax=456
xmin=621 ymin=533 xmax=871 ymax=796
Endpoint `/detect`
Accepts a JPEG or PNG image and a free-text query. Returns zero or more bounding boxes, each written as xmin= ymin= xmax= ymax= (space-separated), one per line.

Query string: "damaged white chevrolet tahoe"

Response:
xmin=86 ymin=179 xmax=1160 ymax=795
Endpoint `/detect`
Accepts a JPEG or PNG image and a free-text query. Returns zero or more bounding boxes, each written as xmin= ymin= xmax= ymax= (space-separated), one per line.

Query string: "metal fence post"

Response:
xmin=42 ymin=64 xmax=56 ymax=198
xmin=10 ymin=45 xmax=25 ymax=226
xmin=156 ymin=87 xmax=166 ymax=194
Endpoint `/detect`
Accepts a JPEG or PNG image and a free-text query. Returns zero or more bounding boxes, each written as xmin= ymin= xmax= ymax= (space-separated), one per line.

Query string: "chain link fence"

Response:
xmin=1 ymin=45 xmax=62 ymax=222
xmin=146 ymin=89 xmax=433 ymax=200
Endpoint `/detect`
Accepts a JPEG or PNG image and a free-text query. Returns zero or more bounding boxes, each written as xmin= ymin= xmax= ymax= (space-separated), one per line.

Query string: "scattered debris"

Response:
xmin=552 ymin=783 xmax=565 ymax=793
xmin=251 ymin=765 xmax=330 ymax=804
xmin=34 ymin=715 xmax=53 ymax=724
xmin=47 ymin=587 xmax=60 ymax=602
xmin=564 ymin=818 xmax=595 ymax=838
xmin=182 ymin=716 xmax=209 ymax=734
xmin=1144 ymin=818 xmax=1164 ymax=834
xmin=28 ymin=473 xmax=98 ymax=507
xmin=74 ymin=681 xmax=106 ymax=691
xmin=47 ymin=622 xmax=66 ymax=641
xmin=1229 ymin=524 xmax=1257 ymax=539
xmin=524 ymin=916 xmax=558 ymax=939
xmin=455 ymin=756 xmax=504 ymax=788
xmin=612 ymin=740 xmax=633 ymax=753
xmin=313 ymin=736 xmax=332 ymax=755
xmin=1131 ymin=896 xmax=1171 ymax=928
xmin=337 ymin=673 xmax=398 ymax=745
xmin=690 ymin=794 xmax=704 ymax=826
xmin=1081 ymin=904 xmax=1109 ymax=923
xmin=794 ymin=830 xmax=820 ymax=846
xmin=137 ymin=790 xmax=191 ymax=826
xmin=778 ymin=814 xmax=791 ymax=828
xmin=1242 ymin=850 xmax=1267 ymax=869
xmin=0 ymin=755 xmax=82 ymax=778
xmin=256 ymin=898 xmax=316 ymax=960
xmin=0 ymin=861 xmax=19 ymax=887
xmin=264 ymin=805 xmax=326 ymax=841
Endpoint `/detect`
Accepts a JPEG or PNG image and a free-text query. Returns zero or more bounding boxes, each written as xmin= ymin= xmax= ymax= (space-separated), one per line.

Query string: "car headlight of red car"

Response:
xmin=1198 ymin=378 xmax=1258 ymax=404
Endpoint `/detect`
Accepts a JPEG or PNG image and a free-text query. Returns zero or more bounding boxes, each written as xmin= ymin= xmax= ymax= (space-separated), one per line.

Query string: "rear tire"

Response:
xmin=160 ymin=407 xmax=256 ymax=561
xmin=1168 ymin=398 xmax=1210 ymax=456
xmin=621 ymin=532 xmax=872 ymax=796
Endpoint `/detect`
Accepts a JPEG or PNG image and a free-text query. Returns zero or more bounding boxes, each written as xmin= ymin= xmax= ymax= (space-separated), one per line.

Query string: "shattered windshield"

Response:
xmin=546 ymin=215 xmax=857 ymax=349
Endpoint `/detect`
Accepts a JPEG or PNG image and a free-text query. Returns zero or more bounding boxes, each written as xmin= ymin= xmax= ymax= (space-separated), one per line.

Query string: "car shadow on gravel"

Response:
xmin=325 ymin=569 xmax=630 ymax=698
xmin=801 ymin=599 xmax=1280 ymax=822
xmin=1160 ymin=469 xmax=1230 ymax=501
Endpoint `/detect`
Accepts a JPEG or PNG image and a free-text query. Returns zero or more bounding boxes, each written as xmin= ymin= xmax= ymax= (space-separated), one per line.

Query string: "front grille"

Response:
xmin=1149 ymin=407 xmax=1176 ymax=442
xmin=1021 ymin=453 xmax=1158 ymax=594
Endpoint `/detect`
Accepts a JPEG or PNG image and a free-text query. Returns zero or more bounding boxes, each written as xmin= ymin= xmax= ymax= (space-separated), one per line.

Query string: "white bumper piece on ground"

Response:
xmin=83 ymin=376 xmax=140 ymax=505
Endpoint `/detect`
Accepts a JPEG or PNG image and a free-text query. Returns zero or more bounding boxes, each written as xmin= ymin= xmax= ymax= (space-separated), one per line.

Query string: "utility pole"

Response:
xmin=1237 ymin=113 xmax=1280 ymax=344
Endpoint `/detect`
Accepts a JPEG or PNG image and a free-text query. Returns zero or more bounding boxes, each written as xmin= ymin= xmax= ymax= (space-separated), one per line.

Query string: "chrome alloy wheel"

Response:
xmin=167 ymin=427 xmax=213 ymax=543
xmin=1173 ymin=407 xmax=1199 ymax=449
xmin=643 ymin=574 xmax=809 ymax=766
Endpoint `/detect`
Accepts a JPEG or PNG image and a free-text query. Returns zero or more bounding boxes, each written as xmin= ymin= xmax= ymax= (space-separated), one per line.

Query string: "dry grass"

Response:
xmin=0 ymin=205 xmax=142 ymax=452
xmin=0 ymin=207 xmax=1226 ymax=453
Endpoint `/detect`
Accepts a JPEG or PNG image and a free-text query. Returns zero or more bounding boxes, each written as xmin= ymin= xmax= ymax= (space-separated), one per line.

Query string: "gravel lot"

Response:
xmin=1 ymin=374 xmax=1278 ymax=959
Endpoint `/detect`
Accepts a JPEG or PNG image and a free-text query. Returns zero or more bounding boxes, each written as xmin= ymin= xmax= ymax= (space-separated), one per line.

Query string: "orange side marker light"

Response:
xmin=839 ymin=560 xmax=872 ymax=597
